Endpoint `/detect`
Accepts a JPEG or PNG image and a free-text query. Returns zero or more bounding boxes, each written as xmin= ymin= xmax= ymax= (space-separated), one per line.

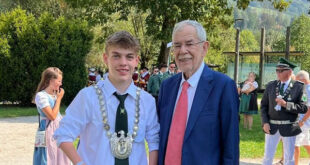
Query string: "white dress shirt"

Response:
xmin=174 ymin=62 xmax=205 ymax=123
xmin=281 ymin=78 xmax=291 ymax=92
xmin=54 ymin=78 xmax=160 ymax=165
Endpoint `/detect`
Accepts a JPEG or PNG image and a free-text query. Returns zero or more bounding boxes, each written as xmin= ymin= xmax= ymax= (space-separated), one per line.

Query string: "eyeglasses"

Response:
xmin=276 ymin=69 xmax=290 ymax=73
xmin=172 ymin=41 xmax=204 ymax=52
xmin=170 ymin=66 xmax=176 ymax=68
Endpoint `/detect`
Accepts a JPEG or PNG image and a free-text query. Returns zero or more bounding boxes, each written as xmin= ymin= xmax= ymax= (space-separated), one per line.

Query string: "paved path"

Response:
xmin=0 ymin=116 xmax=37 ymax=165
xmin=0 ymin=116 xmax=309 ymax=165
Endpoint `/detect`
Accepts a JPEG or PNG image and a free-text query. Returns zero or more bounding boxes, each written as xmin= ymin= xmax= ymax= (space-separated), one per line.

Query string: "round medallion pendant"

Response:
xmin=110 ymin=131 xmax=133 ymax=159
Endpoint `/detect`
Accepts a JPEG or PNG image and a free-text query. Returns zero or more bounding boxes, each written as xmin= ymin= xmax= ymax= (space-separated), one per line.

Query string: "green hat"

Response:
xmin=276 ymin=58 xmax=297 ymax=69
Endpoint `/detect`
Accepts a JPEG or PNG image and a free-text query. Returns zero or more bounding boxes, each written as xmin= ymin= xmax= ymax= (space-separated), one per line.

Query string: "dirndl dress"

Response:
xmin=33 ymin=91 xmax=70 ymax=165
xmin=239 ymin=82 xmax=258 ymax=115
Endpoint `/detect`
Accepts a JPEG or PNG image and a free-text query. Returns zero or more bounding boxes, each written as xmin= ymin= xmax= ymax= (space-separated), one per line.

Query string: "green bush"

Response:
xmin=0 ymin=8 xmax=93 ymax=106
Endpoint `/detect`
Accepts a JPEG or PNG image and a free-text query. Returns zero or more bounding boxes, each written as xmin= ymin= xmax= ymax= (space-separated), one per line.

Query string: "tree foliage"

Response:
xmin=85 ymin=9 xmax=160 ymax=70
xmin=235 ymin=0 xmax=291 ymax=12
xmin=291 ymin=14 xmax=310 ymax=71
xmin=64 ymin=0 xmax=234 ymax=65
xmin=0 ymin=8 xmax=93 ymax=106
xmin=64 ymin=0 xmax=296 ymax=65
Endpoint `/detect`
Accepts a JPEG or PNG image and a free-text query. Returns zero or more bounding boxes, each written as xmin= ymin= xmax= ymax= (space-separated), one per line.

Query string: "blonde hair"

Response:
xmin=248 ymin=72 xmax=256 ymax=78
xmin=32 ymin=67 xmax=63 ymax=102
xmin=296 ymin=70 xmax=309 ymax=81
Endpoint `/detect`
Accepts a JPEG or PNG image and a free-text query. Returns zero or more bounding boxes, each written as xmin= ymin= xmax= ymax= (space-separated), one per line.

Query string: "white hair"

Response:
xmin=172 ymin=20 xmax=207 ymax=42
xmin=296 ymin=70 xmax=309 ymax=81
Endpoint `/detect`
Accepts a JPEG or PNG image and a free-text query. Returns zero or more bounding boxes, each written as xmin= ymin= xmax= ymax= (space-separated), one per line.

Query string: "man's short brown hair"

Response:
xmin=105 ymin=31 xmax=140 ymax=54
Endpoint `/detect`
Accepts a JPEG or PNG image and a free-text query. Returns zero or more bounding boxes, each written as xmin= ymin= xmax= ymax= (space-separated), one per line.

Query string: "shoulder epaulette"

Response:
xmin=295 ymin=80 xmax=304 ymax=84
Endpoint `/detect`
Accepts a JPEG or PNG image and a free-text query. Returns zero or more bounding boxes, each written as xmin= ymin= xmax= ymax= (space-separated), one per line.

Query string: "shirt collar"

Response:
xmin=180 ymin=62 xmax=205 ymax=88
xmin=101 ymin=78 xmax=137 ymax=99
xmin=281 ymin=78 xmax=291 ymax=86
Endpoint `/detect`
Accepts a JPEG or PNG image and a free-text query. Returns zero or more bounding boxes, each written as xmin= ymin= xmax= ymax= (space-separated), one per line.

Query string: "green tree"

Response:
xmin=205 ymin=24 xmax=235 ymax=73
xmin=235 ymin=0 xmax=291 ymax=12
xmin=111 ymin=0 xmax=233 ymax=65
xmin=291 ymin=14 xmax=310 ymax=71
xmin=84 ymin=10 xmax=160 ymax=70
xmin=0 ymin=8 xmax=93 ymax=106
xmin=64 ymin=0 xmax=234 ymax=65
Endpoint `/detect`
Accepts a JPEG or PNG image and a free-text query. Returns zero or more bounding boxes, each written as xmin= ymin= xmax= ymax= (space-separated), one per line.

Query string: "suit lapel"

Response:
xmin=184 ymin=66 xmax=214 ymax=141
xmin=162 ymin=73 xmax=182 ymax=142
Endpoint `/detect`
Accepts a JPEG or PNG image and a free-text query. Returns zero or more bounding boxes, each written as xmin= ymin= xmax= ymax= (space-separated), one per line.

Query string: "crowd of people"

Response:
xmin=31 ymin=19 xmax=310 ymax=165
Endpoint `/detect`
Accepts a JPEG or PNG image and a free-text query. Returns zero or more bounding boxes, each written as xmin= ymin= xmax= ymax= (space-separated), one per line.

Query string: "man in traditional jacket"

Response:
xmin=261 ymin=58 xmax=308 ymax=165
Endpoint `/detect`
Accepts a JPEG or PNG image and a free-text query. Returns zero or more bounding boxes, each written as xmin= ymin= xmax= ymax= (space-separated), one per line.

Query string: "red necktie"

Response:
xmin=165 ymin=81 xmax=190 ymax=165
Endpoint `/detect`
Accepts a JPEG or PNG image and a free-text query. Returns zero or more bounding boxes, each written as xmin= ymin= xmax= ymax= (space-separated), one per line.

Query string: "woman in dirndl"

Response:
xmin=32 ymin=67 xmax=70 ymax=165
xmin=238 ymin=72 xmax=258 ymax=130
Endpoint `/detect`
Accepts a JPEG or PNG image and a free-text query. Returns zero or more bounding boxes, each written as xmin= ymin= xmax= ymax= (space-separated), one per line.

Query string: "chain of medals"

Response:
xmin=93 ymin=84 xmax=141 ymax=159
xmin=276 ymin=80 xmax=293 ymax=101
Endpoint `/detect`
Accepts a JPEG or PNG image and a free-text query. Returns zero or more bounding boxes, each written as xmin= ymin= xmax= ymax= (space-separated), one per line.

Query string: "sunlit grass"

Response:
xmin=0 ymin=105 xmax=67 ymax=118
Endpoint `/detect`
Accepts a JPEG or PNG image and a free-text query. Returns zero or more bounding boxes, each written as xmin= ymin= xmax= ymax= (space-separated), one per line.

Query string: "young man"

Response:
xmin=158 ymin=20 xmax=239 ymax=165
xmin=54 ymin=31 xmax=159 ymax=165
xmin=163 ymin=62 xmax=176 ymax=79
xmin=261 ymin=58 xmax=308 ymax=165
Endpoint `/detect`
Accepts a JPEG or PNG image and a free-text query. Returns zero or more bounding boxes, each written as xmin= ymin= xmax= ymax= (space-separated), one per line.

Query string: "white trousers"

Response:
xmin=262 ymin=131 xmax=296 ymax=165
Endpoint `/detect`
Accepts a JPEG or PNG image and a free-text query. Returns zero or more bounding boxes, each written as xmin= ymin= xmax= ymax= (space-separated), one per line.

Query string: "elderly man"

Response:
xmin=157 ymin=20 xmax=239 ymax=165
xmin=261 ymin=58 xmax=308 ymax=165
xmin=294 ymin=70 xmax=310 ymax=165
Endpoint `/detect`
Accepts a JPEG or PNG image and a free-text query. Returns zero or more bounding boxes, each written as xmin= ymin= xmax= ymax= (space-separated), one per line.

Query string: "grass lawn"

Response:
xmin=0 ymin=105 xmax=67 ymax=118
xmin=240 ymin=92 xmax=308 ymax=158
xmin=239 ymin=114 xmax=309 ymax=158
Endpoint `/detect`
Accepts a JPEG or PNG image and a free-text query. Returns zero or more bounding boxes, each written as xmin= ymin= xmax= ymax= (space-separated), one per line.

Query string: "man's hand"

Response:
xmin=263 ymin=123 xmax=270 ymax=134
xmin=275 ymin=98 xmax=287 ymax=108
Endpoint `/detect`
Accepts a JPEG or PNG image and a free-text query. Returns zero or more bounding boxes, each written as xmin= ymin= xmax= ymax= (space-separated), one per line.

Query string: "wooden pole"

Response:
xmin=285 ymin=26 xmax=290 ymax=60
xmin=234 ymin=28 xmax=240 ymax=83
xmin=259 ymin=28 xmax=265 ymax=89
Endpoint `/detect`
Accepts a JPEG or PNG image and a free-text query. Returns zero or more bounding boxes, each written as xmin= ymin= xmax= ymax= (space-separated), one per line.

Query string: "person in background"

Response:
xmin=32 ymin=67 xmax=70 ymax=165
xmin=147 ymin=67 xmax=160 ymax=100
xmin=139 ymin=67 xmax=150 ymax=90
xmin=95 ymin=70 xmax=102 ymax=83
xmin=163 ymin=62 xmax=176 ymax=79
xmin=158 ymin=64 xmax=168 ymax=81
xmin=294 ymin=70 xmax=310 ymax=165
xmin=132 ymin=67 xmax=139 ymax=86
xmin=238 ymin=72 xmax=258 ymax=130
xmin=88 ymin=68 xmax=96 ymax=86
xmin=276 ymin=73 xmax=298 ymax=165
xmin=54 ymin=31 xmax=159 ymax=165
xmin=261 ymin=58 xmax=308 ymax=165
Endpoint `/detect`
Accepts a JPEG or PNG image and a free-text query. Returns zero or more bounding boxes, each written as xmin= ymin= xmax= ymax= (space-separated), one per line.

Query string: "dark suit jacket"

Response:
xmin=260 ymin=80 xmax=308 ymax=136
xmin=158 ymin=65 xmax=240 ymax=165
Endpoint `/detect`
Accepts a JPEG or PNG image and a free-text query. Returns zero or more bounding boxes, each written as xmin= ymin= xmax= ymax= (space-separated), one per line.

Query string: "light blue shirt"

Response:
xmin=54 ymin=78 xmax=159 ymax=165
xmin=174 ymin=62 xmax=204 ymax=123
xmin=280 ymin=78 xmax=291 ymax=93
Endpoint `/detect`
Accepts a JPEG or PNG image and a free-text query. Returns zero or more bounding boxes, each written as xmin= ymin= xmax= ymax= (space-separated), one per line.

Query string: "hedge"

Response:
xmin=0 ymin=8 xmax=93 ymax=106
